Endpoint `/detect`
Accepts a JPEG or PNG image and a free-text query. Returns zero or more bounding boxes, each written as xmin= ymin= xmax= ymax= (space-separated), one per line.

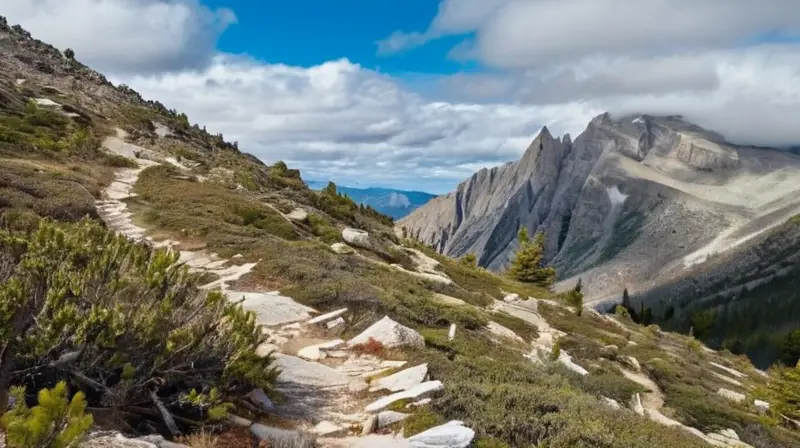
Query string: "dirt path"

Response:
xmin=96 ymin=132 xmax=399 ymax=444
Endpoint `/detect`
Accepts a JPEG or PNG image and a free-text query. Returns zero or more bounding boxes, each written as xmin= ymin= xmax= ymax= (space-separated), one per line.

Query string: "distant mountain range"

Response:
xmin=305 ymin=181 xmax=437 ymax=219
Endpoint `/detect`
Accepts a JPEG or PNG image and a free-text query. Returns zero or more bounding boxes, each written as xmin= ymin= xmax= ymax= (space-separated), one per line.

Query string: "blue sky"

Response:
xmin=203 ymin=0 xmax=472 ymax=75
xmin=6 ymin=1 xmax=800 ymax=194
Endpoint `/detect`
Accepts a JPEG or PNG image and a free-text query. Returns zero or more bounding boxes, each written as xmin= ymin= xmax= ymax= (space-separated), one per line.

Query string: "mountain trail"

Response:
xmin=96 ymin=131 xmax=410 ymax=444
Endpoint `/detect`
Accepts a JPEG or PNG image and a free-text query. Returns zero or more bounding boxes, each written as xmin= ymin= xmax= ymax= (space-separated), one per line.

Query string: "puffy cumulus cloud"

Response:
xmin=376 ymin=0 xmax=800 ymax=154
xmin=3 ymin=0 xmax=235 ymax=74
xmin=118 ymin=57 xmax=597 ymax=193
xmin=379 ymin=0 xmax=800 ymax=66
xmin=438 ymin=44 xmax=800 ymax=147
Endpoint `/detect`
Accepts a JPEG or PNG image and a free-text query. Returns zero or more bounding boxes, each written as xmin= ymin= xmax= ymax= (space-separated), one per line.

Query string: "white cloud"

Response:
xmin=119 ymin=56 xmax=595 ymax=192
xmin=3 ymin=0 xmax=235 ymax=74
xmin=380 ymin=0 xmax=800 ymax=67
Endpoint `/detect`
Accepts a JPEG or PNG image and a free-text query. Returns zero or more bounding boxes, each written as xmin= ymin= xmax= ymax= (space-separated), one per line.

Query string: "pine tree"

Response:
xmin=508 ymin=227 xmax=556 ymax=287
xmin=565 ymin=278 xmax=584 ymax=315
xmin=1 ymin=381 xmax=93 ymax=448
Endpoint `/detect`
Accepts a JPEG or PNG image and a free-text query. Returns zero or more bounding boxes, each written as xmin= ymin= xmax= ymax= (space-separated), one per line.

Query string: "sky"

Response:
xmin=5 ymin=1 xmax=800 ymax=194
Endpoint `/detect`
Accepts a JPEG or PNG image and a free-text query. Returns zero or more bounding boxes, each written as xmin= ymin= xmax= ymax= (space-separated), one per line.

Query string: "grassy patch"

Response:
xmin=307 ymin=213 xmax=341 ymax=243
xmin=402 ymin=409 xmax=444 ymax=437
xmin=133 ymin=165 xmax=298 ymax=241
xmin=434 ymin=251 xmax=554 ymax=301
xmin=0 ymin=162 xmax=102 ymax=222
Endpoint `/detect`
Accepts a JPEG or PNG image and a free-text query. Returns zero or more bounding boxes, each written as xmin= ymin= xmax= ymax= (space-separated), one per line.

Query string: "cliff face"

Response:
xmin=399 ymin=113 xmax=800 ymax=304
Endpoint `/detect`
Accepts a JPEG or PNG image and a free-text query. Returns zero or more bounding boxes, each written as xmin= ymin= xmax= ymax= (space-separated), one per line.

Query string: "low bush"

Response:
xmin=402 ymin=409 xmax=444 ymax=437
xmin=307 ymin=213 xmax=341 ymax=243
xmin=0 ymin=219 xmax=278 ymax=435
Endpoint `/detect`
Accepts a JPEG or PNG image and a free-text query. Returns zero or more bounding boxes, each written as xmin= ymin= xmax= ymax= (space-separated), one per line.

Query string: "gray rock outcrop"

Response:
xmin=349 ymin=316 xmax=425 ymax=349
xmin=399 ymin=113 xmax=800 ymax=308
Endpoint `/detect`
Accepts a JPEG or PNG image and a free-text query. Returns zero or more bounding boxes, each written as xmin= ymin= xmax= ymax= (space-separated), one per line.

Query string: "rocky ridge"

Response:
xmin=399 ymin=114 xmax=800 ymax=309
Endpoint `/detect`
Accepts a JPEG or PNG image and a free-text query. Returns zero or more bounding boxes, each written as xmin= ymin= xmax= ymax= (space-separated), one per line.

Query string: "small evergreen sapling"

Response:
xmin=1 ymin=381 xmax=93 ymax=448
xmin=507 ymin=227 xmax=556 ymax=287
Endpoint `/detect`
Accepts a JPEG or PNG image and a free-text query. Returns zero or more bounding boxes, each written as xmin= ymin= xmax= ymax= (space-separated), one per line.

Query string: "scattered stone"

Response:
xmin=754 ymin=399 xmax=770 ymax=412
xmin=250 ymin=424 xmax=314 ymax=448
xmin=312 ymin=421 xmax=346 ymax=437
xmin=342 ymin=228 xmax=372 ymax=249
xmin=361 ymin=415 xmax=378 ymax=436
xmin=602 ymin=397 xmax=621 ymax=410
xmin=228 ymin=414 xmax=253 ymax=428
xmin=620 ymin=356 xmax=641 ymax=372
xmin=720 ymin=429 xmax=740 ymax=440
xmin=378 ymin=411 xmax=411 ymax=428
xmin=630 ymin=393 xmax=645 ymax=416
xmin=370 ymin=364 xmax=428 ymax=392
xmin=365 ymin=381 xmax=444 ymax=413
xmin=331 ymin=243 xmax=355 ymax=254
xmin=248 ymin=388 xmax=275 ymax=411
xmin=627 ymin=341 xmax=638 ymax=346
xmin=327 ymin=317 xmax=346 ymax=330
xmin=712 ymin=371 xmax=744 ymax=387
xmin=706 ymin=429 xmax=753 ymax=447
xmin=286 ymin=208 xmax=308 ymax=222
xmin=275 ymin=353 xmax=351 ymax=387
xmin=448 ymin=323 xmax=456 ymax=341
xmin=233 ymin=291 xmax=315 ymax=327
xmin=327 ymin=349 xmax=349 ymax=358
xmin=486 ymin=321 xmax=525 ymax=343
xmin=159 ymin=442 xmax=190 ymax=448
xmin=297 ymin=339 xmax=345 ymax=361
xmin=83 ymin=433 xmax=157 ymax=448
xmin=232 ymin=254 xmax=243 ymax=259
xmin=348 ymin=379 xmax=369 ymax=393
xmin=136 ymin=435 xmax=165 ymax=445
xmin=717 ymin=388 xmax=746 ymax=404
xmin=503 ymin=293 xmax=520 ymax=303
xmin=308 ymin=308 xmax=348 ymax=325
xmin=34 ymin=97 xmax=60 ymax=107
xmin=407 ymin=420 xmax=475 ymax=448
xmin=709 ymin=362 xmax=747 ymax=379
xmin=558 ymin=352 xmax=589 ymax=376
xmin=602 ymin=344 xmax=619 ymax=355
xmin=349 ymin=316 xmax=425 ymax=349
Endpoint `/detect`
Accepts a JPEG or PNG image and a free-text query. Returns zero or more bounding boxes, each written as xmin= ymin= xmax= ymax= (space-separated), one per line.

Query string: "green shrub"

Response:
xmin=402 ymin=409 xmax=444 ymax=437
xmin=307 ymin=213 xmax=341 ymax=243
xmin=0 ymin=219 xmax=278 ymax=434
xmin=459 ymin=253 xmax=477 ymax=268
xmin=507 ymin=228 xmax=556 ymax=288
xmin=1 ymin=381 xmax=93 ymax=448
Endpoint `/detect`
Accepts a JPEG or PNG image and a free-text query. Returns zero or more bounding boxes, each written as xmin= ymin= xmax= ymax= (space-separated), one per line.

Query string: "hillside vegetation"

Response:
xmin=1 ymin=16 xmax=799 ymax=448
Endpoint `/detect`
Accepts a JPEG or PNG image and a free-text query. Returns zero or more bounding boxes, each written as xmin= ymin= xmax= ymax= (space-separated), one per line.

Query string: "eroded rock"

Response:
xmin=407 ymin=420 xmax=475 ymax=448
xmin=349 ymin=316 xmax=425 ymax=349
xmin=370 ymin=364 xmax=428 ymax=393
xmin=365 ymin=381 xmax=443 ymax=413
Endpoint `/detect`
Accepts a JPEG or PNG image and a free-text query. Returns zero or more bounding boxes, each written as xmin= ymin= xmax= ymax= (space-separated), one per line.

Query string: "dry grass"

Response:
xmin=178 ymin=428 xmax=258 ymax=448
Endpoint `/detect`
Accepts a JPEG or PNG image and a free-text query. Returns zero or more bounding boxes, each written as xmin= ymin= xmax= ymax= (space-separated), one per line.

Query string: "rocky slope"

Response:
xmin=3 ymin=16 xmax=800 ymax=448
xmin=399 ymin=114 xmax=800 ymax=309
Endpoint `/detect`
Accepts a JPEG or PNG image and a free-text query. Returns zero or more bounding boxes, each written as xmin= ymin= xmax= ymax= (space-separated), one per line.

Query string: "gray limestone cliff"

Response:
xmin=399 ymin=113 xmax=800 ymax=305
